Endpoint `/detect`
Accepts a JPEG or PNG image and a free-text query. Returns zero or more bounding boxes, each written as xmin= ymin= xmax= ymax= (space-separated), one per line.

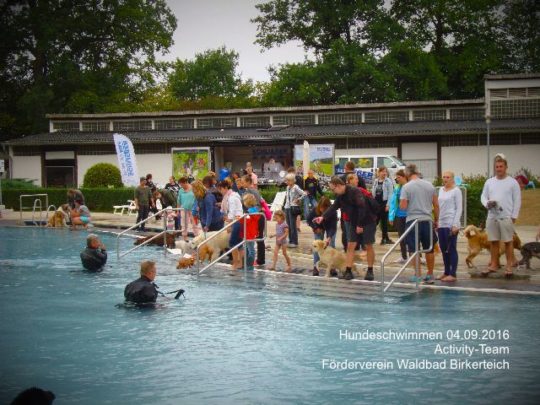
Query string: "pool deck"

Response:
xmin=2 ymin=209 xmax=540 ymax=295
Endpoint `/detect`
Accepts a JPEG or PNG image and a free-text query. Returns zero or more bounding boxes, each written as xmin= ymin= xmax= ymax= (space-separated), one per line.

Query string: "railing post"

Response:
xmin=243 ymin=215 xmax=247 ymax=270
xmin=414 ymin=222 xmax=419 ymax=288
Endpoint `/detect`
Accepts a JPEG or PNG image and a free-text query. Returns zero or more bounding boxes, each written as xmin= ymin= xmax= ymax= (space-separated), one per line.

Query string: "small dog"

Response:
xmin=175 ymin=239 xmax=191 ymax=254
xmin=189 ymin=231 xmax=230 ymax=262
xmin=134 ymin=232 xmax=176 ymax=249
xmin=518 ymin=242 xmax=540 ymax=269
xmin=463 ymin=225 xmax=522 ymax=268
xmin=312 ymin=240 xmax=363 ymax=278
xmin=177 ymin=256 xmax=196 ymax=269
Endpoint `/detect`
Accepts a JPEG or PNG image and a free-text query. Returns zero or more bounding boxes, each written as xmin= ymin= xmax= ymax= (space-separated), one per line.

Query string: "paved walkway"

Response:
xmin=2 ymin=209 xmax=539 ymax=294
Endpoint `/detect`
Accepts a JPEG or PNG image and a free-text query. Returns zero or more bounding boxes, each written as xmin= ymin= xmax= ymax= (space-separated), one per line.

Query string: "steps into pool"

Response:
xmin=189 ymin=265 xmax=417 ymax=302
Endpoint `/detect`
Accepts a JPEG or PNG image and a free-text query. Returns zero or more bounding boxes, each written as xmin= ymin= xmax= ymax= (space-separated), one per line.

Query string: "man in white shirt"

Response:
xmin=480 ymin=154 xmax=521 ymax=276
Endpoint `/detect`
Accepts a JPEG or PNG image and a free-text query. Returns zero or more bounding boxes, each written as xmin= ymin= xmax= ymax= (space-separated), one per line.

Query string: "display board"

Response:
xmin=293 ymin=144 xmax=335 ymax=178
xmin=172 ymin=148 xmax=211 ymax=180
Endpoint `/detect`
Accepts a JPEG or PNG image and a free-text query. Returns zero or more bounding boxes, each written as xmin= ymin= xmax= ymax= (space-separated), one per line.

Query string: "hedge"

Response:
xmin=2 ymin=188 xmax=135 ymax=212
xmin=2 ymin=185 xmax=488 ymax=225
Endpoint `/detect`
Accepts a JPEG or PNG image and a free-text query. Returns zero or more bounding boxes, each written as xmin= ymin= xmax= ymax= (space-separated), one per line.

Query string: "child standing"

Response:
xmin=268 ymin=210 xmax=292 ymax=272
xmin=165 ymin=206 xmax=177 ymax=232
xmin=241 ymin=193 xmax=261 ymax=270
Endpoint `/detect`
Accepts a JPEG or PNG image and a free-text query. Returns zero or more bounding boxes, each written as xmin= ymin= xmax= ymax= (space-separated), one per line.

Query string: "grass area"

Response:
xmin=516 ymin=188 xmax=540 ymax=226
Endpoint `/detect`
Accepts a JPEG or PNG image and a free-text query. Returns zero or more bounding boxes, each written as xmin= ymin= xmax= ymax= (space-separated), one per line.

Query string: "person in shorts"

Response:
xmin=268 ymin=210 xmax=292 ymax=272
xmin=480 ymin=154 xmax=521 ymax=276
xmin=400 ymin=164 xmax=439 ymax=284
xmin=71 ymin=199 xmax=92 ymax=229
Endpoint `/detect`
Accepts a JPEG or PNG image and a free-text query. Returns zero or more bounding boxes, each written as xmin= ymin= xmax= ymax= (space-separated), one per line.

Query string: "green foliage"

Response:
xmin=0 ymin=0 xmax=177 ymax=140
xmin=2 ymin=188 xmax=135 ymax=212
xmin=1 ymin=178 xmax=39 ymax=189
xmin=168 ymin=47 xmax=255 ymax=102
xmin=83 ymin=163 xmax=123 ymax=188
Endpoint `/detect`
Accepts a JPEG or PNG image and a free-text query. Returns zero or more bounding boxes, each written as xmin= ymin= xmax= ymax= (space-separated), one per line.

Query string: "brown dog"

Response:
xmin=463 ymin=225 xmax=522 ymax=268
xmin=312 ymin=240 xmax=364 ymax=278
xmin=177 ymin=256 xmax=196 ymax=269
xmin=134 ymin=232 xmax=177 ymax=249
xmin=47 ymin=211 xmax=67 ymax=227
xmin=197 ymin=244 xmax=214 ymax=263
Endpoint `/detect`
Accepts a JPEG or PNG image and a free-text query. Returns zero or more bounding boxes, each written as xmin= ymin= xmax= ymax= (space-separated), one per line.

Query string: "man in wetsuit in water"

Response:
xmin=80 ymin=234 xmax=107 ymax=272
xmin=124 ymin=261 xmax=159 ymax=304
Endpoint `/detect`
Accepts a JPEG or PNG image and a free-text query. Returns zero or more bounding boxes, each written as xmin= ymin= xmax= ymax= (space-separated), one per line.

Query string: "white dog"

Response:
xmin=312 ymin=240 xmax=364 ymax=278
xmin=189 ymin=231 xmax=231 ymax=262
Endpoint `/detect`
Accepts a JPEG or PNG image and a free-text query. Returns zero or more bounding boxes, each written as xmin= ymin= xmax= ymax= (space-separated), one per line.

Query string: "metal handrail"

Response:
xmin=197 ymin=212 xmax=267 ymax=275
xmin=46 ymin=205 xmax=57 ymax=223
xmin=19 ymin=194 xmax=48 ymax=225
xmin=116 ymin=207 xmax=184 ymax=259
xmin=32 ymin=199 xmax=43 ymax=226
xmin=380 ymin=219 xmax=433 ymax=293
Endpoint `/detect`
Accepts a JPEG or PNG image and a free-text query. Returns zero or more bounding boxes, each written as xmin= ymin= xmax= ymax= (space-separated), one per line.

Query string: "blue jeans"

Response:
xmin=313 ymin=232 xmax=336 ymax=266
xmin=246 ymin=241 xmax=255 ymax=270
xmin=437 ymin=228 xmax=458 ymax=276
xmin=303 ymin=195 xmax=317 ymax=219
xmin=285 ymin=208 xmax=299 ymax=245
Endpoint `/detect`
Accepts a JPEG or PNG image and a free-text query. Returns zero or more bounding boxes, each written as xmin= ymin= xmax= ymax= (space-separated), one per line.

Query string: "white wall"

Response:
xmin=335 ymin=147 xmax=398 ymax=157
xmin=441 ymin=145 xmax=540 ymax=178
xmin=12 ymin=156 xmax=42 ymax=186
xmin=77 ymin=153 xmax=172 ymax=188
xmin=401 ymin=142 xmax=437 ymax=160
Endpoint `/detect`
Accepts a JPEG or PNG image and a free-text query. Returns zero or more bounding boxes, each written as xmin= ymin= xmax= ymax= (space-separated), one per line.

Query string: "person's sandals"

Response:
xmin=505 ymin=268 xmax=514 ymax=278
xmin=481 ymin=267 xmax=498 ymax=276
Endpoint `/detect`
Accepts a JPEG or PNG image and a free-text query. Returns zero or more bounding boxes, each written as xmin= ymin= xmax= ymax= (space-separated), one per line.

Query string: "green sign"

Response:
xmin=172 ymin=148 xmax=211 ymax=180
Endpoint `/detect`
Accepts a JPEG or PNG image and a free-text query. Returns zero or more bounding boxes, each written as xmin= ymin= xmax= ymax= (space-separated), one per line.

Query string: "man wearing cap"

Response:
xmin=481 ymin=154 xmax=521 ymax=276
xmin=134 ymin=177 xmax=153 ymax=232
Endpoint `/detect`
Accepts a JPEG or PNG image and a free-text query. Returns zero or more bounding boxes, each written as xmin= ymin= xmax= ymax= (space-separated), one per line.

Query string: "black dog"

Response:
xmin=518 ymin=242 xmax=540 ymax=269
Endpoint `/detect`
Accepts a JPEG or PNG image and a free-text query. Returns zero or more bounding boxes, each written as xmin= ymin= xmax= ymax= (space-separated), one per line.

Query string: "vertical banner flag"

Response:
xmin=113 ymin=133 xmax=139 ymax=186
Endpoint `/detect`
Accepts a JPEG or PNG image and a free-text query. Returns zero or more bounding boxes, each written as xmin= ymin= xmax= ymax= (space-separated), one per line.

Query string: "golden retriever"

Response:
xmin=134 ymin=232 xmax=177 ymax=249
xmin=312 ymin=240 xmax=364 ymax=278
xmin=47 ymin=211 xmax=67 ymax=227
xmin=176 ymin=256 xmax=196 ymax=269
xmin=189 ymin=231 xmax=230 ymax=262
xmin=463 ymin=225 xmax=522 ymax=268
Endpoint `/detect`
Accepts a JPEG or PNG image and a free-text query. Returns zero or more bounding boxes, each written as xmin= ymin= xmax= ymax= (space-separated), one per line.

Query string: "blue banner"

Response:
xmin=113 ymin=133 xmax=139 ymax=186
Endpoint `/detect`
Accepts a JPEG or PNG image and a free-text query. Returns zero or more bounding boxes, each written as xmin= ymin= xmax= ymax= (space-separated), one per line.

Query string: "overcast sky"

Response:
xmin=162 ymin=0 xmax=309 ymax=82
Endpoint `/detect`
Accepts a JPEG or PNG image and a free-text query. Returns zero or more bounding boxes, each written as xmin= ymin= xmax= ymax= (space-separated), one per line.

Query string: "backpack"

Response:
xmin=359 ymin=187 xmax=380 ymax=219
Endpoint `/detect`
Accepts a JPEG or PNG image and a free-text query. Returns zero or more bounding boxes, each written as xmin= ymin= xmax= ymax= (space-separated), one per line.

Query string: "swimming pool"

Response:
xmin=0 ymin=227 xmax=539 ymax=404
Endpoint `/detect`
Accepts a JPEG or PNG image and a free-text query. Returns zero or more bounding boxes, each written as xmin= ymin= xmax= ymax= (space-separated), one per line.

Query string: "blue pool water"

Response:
xmin=0 ymin=227 xmax=539 ymax=404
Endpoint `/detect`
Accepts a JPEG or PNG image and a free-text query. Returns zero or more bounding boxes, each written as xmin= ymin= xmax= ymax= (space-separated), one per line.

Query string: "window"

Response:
xmin=240 ymin=116 xmax=271 ymax=127
xmin=364 ymin=111 xmax=408 ymax=123
xmin=155 ymin=119 xmax=194 ymax=130
xmin=52 ymin=121 xmax=80 ymax=132
xmin=449 ymin=108 xmax=484 ymax=120
xmin=273 ymin=114 xmax=315 ymax=125
xmin=319 ymin=113 xmax=362 ymax=125
xmin=81 ymin=121 xmax=109 ymax=132
xmin=491 ymin=99 xmax=540 ymax=119
xmin=413 ymin=109 xmax=446 ymax=121
xmin=197 ymin=117 xmax=236 ymax=129
xmin=113 ymin=120 xmax=152 ymax=131
xmin=376 ymin=156 xmax=395 ymax=169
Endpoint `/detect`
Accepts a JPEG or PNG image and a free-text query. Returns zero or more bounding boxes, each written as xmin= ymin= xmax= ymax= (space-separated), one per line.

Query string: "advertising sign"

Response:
xmin=172 ymin=147 xmax=211 ymax=180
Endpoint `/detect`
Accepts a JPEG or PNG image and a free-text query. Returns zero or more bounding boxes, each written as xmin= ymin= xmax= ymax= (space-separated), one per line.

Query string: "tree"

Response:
xmin=253 ymin=0 xmax=389 ymax=54
xmin=0 ymin=0 xmax=177 ymax=140
xmin=168 ymin=47 xmax=256 ymax=106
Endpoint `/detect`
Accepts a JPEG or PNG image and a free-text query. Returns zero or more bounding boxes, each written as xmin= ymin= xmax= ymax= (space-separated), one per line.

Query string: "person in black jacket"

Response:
xmin=80 ymin=234 xmax=107 ymax=272
xmin=315 ymin=177 xmax=373 ymax=280
xmin=124 ymin=261 xmax=159 ymax=305
xmin=303 ymin=169 xmax=324 ymax=218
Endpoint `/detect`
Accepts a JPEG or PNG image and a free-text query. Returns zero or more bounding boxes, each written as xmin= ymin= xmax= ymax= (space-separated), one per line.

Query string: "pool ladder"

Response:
xmin=196 ymin=213 xmax=267 ymax=276
xmin=380 ymin=219 xmax=433 ymax=293
xmin=19 ymin=193 xmax=50 ymax=226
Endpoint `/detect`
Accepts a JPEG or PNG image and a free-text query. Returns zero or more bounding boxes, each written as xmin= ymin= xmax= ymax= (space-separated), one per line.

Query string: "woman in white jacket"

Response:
xmin=437 ymin=171 xmax=462 ymax=282
xmin=218 ymin=180 xmax=244 ymax=269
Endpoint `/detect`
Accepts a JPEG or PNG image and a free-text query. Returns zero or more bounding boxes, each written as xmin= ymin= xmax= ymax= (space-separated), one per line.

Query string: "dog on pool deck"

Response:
xmin=518 ymin=242 xmax=540 ymax=269
xmin=134 ymin=232 xmax=178 ymax=249
xmin=463 ymin=225 xmax=522 ymax=268
xmin=312 ymin=240 xmax=364 ymax=278
xmin=188 ymin=231 xmax=230 ymax=262
xmin=47 ymin=210 xmax=67 ymax=227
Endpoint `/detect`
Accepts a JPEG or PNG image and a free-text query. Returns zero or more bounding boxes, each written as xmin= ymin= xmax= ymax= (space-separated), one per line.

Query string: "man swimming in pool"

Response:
xmin=80 ymin=234 xmax=107 ymax=272
xmin=124 ymin=261 xmax=159 ymax=304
